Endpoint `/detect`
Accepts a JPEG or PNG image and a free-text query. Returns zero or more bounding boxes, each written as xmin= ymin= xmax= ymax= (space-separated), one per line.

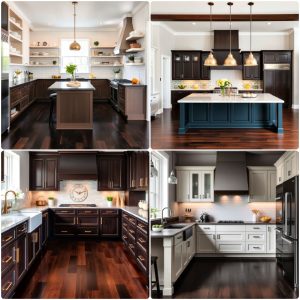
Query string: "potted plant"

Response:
xmin=94 ymin=41 xmax=99 ymax=47
xmin=47 ymin=197 xmax=55 ymax=207
xmin=106 ymin=196 xmax=113 ymax=207
xmin=113 ymin=68 xmax=121 ymax=79
xmin=216 ymin=79 xmax=231 ymax=96
xmin=65 ymin=63 xmax=77 ymax=82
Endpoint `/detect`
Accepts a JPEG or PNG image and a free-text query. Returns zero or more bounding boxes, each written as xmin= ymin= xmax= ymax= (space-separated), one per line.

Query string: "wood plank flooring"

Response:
xmin=14 ymin=239 xmax=148 ymax=299
xmin=2 ymin=102 xmax=149 ymax=149
xmin=153 ymin=258 xmax=298 ymax=299
xmin=151 ymin=108 xmax=298 ymax=149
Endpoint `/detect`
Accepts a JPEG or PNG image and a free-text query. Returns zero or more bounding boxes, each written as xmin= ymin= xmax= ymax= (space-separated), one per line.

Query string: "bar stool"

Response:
xmin=151 ymin=256 xmax=161 ymax=297
xmin=48 ymin=93 xmax=57 ymax=124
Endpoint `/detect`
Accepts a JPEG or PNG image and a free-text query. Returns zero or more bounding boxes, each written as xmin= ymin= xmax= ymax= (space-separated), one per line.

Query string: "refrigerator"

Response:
xmin=276 ymin=176 xmax=298 ymax=288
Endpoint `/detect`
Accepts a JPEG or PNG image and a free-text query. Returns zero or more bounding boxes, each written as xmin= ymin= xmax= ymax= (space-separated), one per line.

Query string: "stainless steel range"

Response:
xmin=110 ymin=79 xmax=131 ymax=110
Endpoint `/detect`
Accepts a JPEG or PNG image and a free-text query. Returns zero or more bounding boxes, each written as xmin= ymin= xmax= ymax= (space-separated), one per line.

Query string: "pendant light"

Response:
xmin=70 ymin=2 xmax=81 ymax=51
xmin=204 ymin=2 xmax=217 ymax=66
xmin=168 ymin=153 xmax=177 ymax=185
xmin=224 ymin=2 xmax=237 ymax=66
xmin=244 ymin=2 xmax=258 ymax=66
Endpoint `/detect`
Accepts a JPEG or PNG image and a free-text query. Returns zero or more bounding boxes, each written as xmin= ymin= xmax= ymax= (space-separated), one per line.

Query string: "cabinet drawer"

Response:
xmin=246 ymin=232 xmax=266 ymax=242
xmin=77 ymin=210 xmax=99 ymax=215
xmin=136 ymin=220 xmax=148 ymax=235
xmin=122 ymin=221 xmax=129 ymax=232
xmin=136 ymin=231 xmax=148 ymax=253
xmin=54 ymin=216 xmax=76 ymax=225
xmin=127 ymin=225 xmax=136 ymax=240
xmin=1 ymin=229 xmax=15 ymax=248
xmin=128 ymin=241 xmax=136 ymax=257
xmin=216 ymin=232 xmax=245 ymax=242
xmin=216 ymin=241 xmax=245 ymax=253
xmin=136 ymin=246 xmax=148 ymax=273
xmin=246 ymin=242 xmax=266 ymax=253
xmin=100 ymin=209 xmax=119 ymax=216
xmin=246 ymin=225 xmax=266 ymax=232
xmin=1 ymin=268 xmax=15 ymax=298
xmin=54 ymin=226 xmax=76 ymax=236
xmin=122 ymin=212 xmax=130 ymax=221
xmin=77 ymin=216 xmax=99 ymax=226
xmin=16 ymin=222 xmax=27 ymax=237
xmin=216 ymin=225 xmax=245 ymax=232
xmin=197 ymin=224 xmax=216 ymax=233
xmin=54 ymin=209 xmax=76 ymax=215
xmin=122 ymin=231 xmax=129 ymax=245
xmin=128 ymin=215 xmax=137 ymax=226
xmin=174 ymin=233 xmax=183 ymax=246
xmin=1 ymin=243 xmax=15 ymax=274
xmin=77 ymin=226 xmax=99 ymax=236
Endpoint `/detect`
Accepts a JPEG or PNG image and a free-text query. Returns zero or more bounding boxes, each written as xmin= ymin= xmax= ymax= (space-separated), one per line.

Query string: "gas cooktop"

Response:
xmin=218 ymin=220 xmax=244 ymax=224
xmin=59 ymin=204 xmax=97 ymax=208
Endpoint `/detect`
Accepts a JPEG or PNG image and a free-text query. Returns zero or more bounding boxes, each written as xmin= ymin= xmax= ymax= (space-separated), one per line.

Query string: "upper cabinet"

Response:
xmin=242 ymin=51 xmax=262 ymax=80
xmin=200 ymin=51 xmax=211 ymax=80
xmin=176 ymin=166 xmax=215 ymax=202
xmin=248 ymin=166 xmax=276 ymax=202
xmin=262 ymin=51 xmax=292 ymax=64
xmin=274 ymin=152 xmax=299 ymax=185
xmin=30 ymin=153 xmax=59 ymax=191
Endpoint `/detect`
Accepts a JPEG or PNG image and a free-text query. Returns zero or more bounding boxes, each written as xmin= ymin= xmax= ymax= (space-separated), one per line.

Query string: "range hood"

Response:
xmin=114 ymin=17 xmax=134 ymax=55
xmin=214 ymin=152 xmax=248 ymax=194
xmin=58 ymin=152 xmax=98 ymax=180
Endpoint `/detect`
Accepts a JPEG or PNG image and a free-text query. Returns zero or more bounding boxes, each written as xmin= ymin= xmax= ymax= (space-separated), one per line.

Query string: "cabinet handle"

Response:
xmin=138 ymin=255 xmax=145 ymax=262
xmin=176 ymin=236 xmax=182 ymax=240
xmin=3 ymin=236 xmax=13 ymax=243
xmin=253 ymin=227 xmax=260 ymax=229
xmin=61 ymin=230 xmax=68 ymax=233
xmin=18 ymin=227 xmax=26 ymax=233
xmin=217 ymin=234 xmax=220 ymax=239
xmin=213 ymin=234 xmax=216 ymax=240
xmin=138 ymin=238 xmax=145 ymax=244
xmin=84 ymin=230 xmax=92 ymax=233
xmin=123 ymin=235 xmax=127 ymax=240
xmin=253 ymin=246 xmax=261 ymax=249
xmin=2 ymin=281 xmax=13 ymax=292
xmin=203 ymin=227 xmax=210 ymax=229
xmin=32 ymin=232 xmax=38 ymax=243
xmin=15 ymin=248 xmax=20 ymax=263
xmin=2 ymin=256 xmax=12 ymax=264
xmin=253 ymin=236 xmax=261 ymax=238
xmin=288 ymin=171 xmax=291 ymax=176
xmin=100 ymin=217 xmax=103 ymax=225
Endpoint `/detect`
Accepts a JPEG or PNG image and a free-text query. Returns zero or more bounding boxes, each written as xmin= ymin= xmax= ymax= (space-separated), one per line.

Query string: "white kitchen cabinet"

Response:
xmin=215 ymin=241 xmax=246 ymax=253
xmin=248 ymin=167 xmax=276 ymax=202
xmin=274 ymin=152 xmax=299 ymax=185
xmin=182 ymin=237 xmax=193 ymax=267
xmin=197 ymin=233 xmax=216 ymax=253
xmin=266 ymin=225 xmax=276 ymax=253
xmin=176 ymin=166 xmax=215 ymax=202
xmin=275 ymin=160 xmax=285 ymax=185
xmin=173 ymin=234 xmax=183 ymax=279
xmin=176 ymin=170 xmax=190 ymax=202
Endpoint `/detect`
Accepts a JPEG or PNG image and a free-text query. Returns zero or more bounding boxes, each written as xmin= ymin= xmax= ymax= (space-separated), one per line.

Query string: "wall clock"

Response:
xmin=69 ymin=184 xmax=88 ymax=202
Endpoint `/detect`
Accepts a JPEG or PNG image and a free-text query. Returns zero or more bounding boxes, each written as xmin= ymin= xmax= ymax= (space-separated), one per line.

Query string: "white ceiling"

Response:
xmin=12 ymin=1 xmax=145 ymax=30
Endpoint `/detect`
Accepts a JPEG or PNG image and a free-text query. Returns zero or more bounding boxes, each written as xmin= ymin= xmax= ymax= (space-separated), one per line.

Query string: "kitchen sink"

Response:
xmin=14 ymin=210 xmax=42 ymax=233
xmin=164 ymin=223 xmax=188 ymax=229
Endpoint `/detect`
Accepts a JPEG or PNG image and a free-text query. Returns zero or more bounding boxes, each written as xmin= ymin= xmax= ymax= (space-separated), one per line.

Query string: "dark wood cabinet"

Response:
xmin=242 ymin=51 xmax=262 ymax=80
xmin=100 ymin=209 xmax=120 ymax=237
xmin=172 ymin=51 xmax=201 ymax=80
xmin=27 ymin=226 xmax=41 ymax=268
xmin=41 ymin=211 xmax=49 ymax=246
xmin=97 ymin=153 xmax=126 ymax=191
xmin=30 ymin=153 xmax=58 ymax=191
xmin=35 ymin=79 xmax=56 ymax=99
xmin=91 ymin=79 xmax=111 ymax=100
xmin=15 ymin=233 xmax=27 ymax=282
xmin=200 ymin=51 xmax=211 ymax=80
xmin=262 ymin=51 xmax=292 ymax=64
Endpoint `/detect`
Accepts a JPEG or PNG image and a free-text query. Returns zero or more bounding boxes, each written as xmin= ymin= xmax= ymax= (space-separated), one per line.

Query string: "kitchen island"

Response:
xmin=178 ymin=93 xmax=284 ymax=134
xmin=48 ymin=81 xmax=95 ymax=130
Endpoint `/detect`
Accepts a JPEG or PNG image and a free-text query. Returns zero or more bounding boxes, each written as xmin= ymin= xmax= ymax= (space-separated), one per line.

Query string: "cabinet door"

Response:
xmin=44 ymin=157 xmax=58 ymax=190
xmin=41 ymin=212 xmax=49 ymax=246
xmin=172 ymin=52 xmax=183 ymax=80
xmin=201 ymin=171 xmax=214 ymax=202
xmin=183 ymin=53 xmax=193 ymax=79
xmin=15 ymin=234 xmax=27 ymax=282
xmin=197 ymin=233 xmax=216 ymax=253
xmin=266 ymin=225 xmax=276 ymax=253
xmin=243 ymin=52 xmax=261 ymax=80
xmin=97 ymin=156 xmax=111 ymax=190
xmin=110 ymin=155 xmax=126 ymax=190
xmin=249 ymin=170 xmax=268 ymax=201
xmin=191 ymin=52 xmax=201 ymax=79
xmin=176 ymin=170 xmax=190 ymax=202
xmin=276 ymin=162 xmax=284 ymax=185
xmin=268 ymin=171 xmax=276 ymax=201
xmin=30 ymin=158 xmax=44 ymax=190
xmin=200 ymin=52 xmax=211 ymax=80
xmin=27 ymin=232 xmax=35 ymax=267
xmin=216 ymin=241 xmax=245 ymax=253
xmin=100 ymin=216 xmax=119 ymax=237
xmin=285 ymin=152 xmax=298 ymax=180
xmin=190 ymin=171 xmax=201 ymax=201
xmin=173 ymin=242 xmax=183 ymax=279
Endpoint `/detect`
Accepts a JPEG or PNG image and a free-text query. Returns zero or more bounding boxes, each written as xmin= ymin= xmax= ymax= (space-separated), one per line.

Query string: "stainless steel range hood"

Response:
xmin=214 ymin=152 xmax=249 ymax=194
xmin=114 ymin=17 xmax=134 ymax=55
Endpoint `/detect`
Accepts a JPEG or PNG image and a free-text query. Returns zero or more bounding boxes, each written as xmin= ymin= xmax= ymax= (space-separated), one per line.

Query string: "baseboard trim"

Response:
xmin=195 ymin=253 xmax=276 ymax=258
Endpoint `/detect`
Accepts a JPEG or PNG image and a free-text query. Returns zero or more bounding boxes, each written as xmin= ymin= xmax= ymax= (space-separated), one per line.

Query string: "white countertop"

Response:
xmin=151 ymin=222 xmax=196 ymax=238
xmin=1 ymin=214 xmax=30 ymax=233
xmin=48 ymin=81 xmax=95 ymax=91
xmin=177 ymin=93 xmax=284 ymax=104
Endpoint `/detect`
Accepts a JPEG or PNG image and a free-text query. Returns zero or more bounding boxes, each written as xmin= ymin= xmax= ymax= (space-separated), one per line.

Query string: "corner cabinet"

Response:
xmin=176 ymin=166 xmax=215 ymax=202
xmin=248 ymin=166 xmax=276 ymax=202
xmin=274 ymin=152 xmax=299 ymax=185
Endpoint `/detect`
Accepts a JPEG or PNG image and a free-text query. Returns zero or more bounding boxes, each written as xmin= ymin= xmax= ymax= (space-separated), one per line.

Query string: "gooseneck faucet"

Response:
xmin=161 ymin=207 xmax=172 ymax=226
xmin=2 ymin=190 xmax=16 ymax=214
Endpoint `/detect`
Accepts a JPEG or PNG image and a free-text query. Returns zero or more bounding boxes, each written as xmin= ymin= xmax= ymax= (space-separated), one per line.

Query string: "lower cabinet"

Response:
xmin=41 ymin=211 xmax=49 ymax=246
xmin=27 ymin=226 xmax=42 ymax=268
xmin=173 ymin=233 xmax=183 ymax=278
xmin=100 ymin=209 xmax=120 ymax=237
xmin=266 ymin=225 xmax=276 ymax=253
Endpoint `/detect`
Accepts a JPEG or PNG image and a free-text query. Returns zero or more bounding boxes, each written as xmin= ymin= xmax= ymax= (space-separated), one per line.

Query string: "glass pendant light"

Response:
xmin=244 ymin=2 xmax=258 ymax=66
xmin=204 ymin=2 xmax=217 ymax=66
xmin=168 ymin=153 xmax=177 ymax=185
xmin=224 ymin=2 xmax=237 ymax=66
xmin=70 ymin=2 xmax=81 ymax=51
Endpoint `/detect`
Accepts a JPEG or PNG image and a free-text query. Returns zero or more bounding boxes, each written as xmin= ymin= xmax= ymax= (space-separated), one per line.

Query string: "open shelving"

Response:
xmin=9 ymin=8 xmax=23 ymax=65
xmin=29 ymin=45 xmax=60 ymax=67
xmin=90 ymin=45 xmax=123 ymax=68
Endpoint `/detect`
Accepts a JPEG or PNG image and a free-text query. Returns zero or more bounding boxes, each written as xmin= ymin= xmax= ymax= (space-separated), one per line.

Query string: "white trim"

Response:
xmin=194 ymin=253 xmax=276 ymax=258
xmin=176 ymin=166 xmax=216 ymax=171
xmin=292 ymin=104 xmax=299 ymax=109
xmin=161 ymin=55 xmax=172 ymax=109
xmin=132 ymin=2 xmax=148 ymax=16
xmin=30 ymin=27 xmax=117 ymax=32
xmin=152 ymin=22 xmax=176 ymax=36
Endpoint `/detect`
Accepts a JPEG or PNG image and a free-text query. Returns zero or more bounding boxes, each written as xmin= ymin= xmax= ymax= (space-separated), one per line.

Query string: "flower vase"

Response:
xmin=252 ymin=213 xmax=257 ymax=222
xmin=115 ymin=73 xmax=121 ymax=79
xmin=220 ymin=88 xmax=226 ymax=97
xmin=107 ymin=201 xmax=112 ymax=207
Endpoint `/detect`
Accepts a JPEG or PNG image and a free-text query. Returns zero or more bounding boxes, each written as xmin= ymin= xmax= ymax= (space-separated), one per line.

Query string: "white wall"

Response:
xmin=289 ymin=28 xmax=299 ymax=108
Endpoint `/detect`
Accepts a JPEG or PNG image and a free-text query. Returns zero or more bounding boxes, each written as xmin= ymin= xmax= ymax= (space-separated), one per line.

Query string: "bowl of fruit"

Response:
xmin=177 ymin=84 xmax=186 ymax=90
xmin=152 ymin=224 xmax=163 ymax=232
xmin=260 ymin=216 xmax=272 ymax=223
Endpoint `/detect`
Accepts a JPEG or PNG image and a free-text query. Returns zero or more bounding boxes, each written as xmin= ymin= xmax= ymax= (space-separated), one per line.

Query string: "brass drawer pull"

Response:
xmin=129 ymin=244 xmax=135 ymax=249
xmin=129 ymin=230 xmax=135 ymax=234
xmin=2 ymin=281 xmax=13 ymax=292
xmin=3 ymin=236 xmax=13 ymax=243
xmin=138 ymin=255 xmax=145 ymax=262
xmin=138 ymin=238 xmax=145 ymax=243
xmin=16 ymin=248 xmax=20 ymax=263
xmin=61 ymin=230 xmax=68 ymax=233
xmin=123 ymin=235 xmax=127 ymax=239
xmin=2 ymin=256 xmax=12 ymax=264
xmin=18 ymin=228 xmax=26 ymax=233
xmin=84 ymin=230 xmax=92 ymax=233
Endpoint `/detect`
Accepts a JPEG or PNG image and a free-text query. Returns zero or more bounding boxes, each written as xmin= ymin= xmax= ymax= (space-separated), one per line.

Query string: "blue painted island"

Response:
xmin=178 ymin=93 xmax=284 ymax=134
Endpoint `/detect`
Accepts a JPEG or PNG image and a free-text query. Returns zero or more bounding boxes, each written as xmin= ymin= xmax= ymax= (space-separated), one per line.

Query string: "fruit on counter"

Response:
xmin=52 ymin=75 xmax=61 ymax=79
xmin=152 ymin=224 xmax=163 ymax=232
xmin=89 ymin=73 xmax=96 ymax=79
xmin=243 ymin=82 xmax=252 ymax=90
xmin=260 ymin=216 xmax=272 ymax=223
xmin=177 ymin=84 xmax=186 ymax=89
xmin=192 ymin=84 xmax=199 ymax=90
xmin=131 ymin=77 xmax=140 ymax=84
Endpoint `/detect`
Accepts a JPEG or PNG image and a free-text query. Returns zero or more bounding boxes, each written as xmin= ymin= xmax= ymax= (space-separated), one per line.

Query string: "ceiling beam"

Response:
xmin=151 ymin=14 xmax=299 ymax=22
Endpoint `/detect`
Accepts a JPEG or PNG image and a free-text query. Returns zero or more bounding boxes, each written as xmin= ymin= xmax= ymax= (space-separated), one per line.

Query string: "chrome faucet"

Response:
xmin=161 ymin=207 xmax=172 ymax=226
xmin=2 ymin=190 xmax=16 ymax=214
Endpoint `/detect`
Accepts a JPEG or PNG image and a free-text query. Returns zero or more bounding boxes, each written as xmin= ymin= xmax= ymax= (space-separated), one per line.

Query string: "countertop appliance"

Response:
xmin=110 ymin=79 xmax=131 ymax=111
xmin=1 ymin=2 xmax=9 ymax=135
xmin=199 ymin=213 xmax=210 ymax=222
xmin=276 ymin=176 xmax=298 ymax=289
xmin=59 ymin=204 xmax=97 ymax=208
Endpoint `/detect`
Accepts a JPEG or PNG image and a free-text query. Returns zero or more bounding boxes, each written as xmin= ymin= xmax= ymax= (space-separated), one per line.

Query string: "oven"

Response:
xmin=110 ymin=82 xmax=119 ymax=111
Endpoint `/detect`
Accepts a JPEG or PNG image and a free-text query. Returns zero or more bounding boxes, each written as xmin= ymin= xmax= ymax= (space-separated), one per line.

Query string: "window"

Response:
xmin=60 ymin=39 xmax=90 ymax=74
xmin=150 ymin=152 xmax=169 ymax=218
xmin=1 ymin=151 xmax=20 ymax=191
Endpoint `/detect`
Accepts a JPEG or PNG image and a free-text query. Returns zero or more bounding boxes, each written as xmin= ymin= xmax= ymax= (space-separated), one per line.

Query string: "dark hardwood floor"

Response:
xmin=2 ymin=102 xmax=149 ymax=149
xmin=153 ymin=258 xmax=298 ymax=299
xmin=151 ymin=108 xmax=298 ymax=149
xmin=14 ymin=239 xmax=148 ymax=299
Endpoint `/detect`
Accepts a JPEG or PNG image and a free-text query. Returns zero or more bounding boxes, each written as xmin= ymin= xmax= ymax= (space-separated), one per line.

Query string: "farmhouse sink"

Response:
xmin=164 ymin=223 xmax=188 ymax=229
xmin=15 ymin=210 xmax=42 ymax=233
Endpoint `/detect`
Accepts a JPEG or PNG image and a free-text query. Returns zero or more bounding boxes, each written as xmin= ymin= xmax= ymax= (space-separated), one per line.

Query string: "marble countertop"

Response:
xmin=178 ymin=93 xmax=284 ymax=104
xmin=10 ymin=78 xmax=36 ymax=88
xmin=1 ymin=214 xmax=30 ymax=233
xmin=48 ymin=81 xmax=95 ymax=91
xmin=119 ymin=83 xmax=146 ymax=87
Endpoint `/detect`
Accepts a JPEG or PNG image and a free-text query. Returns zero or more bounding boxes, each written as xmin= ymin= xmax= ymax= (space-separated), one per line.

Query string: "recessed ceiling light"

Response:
xmin=267 ymin=22 xmax=272 ymax=25
xmin=192 ymin=22 xmax=196 ymax=26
